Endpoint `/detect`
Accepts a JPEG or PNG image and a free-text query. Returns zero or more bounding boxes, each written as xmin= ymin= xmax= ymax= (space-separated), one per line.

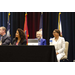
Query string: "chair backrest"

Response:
xmin=64 ymin=41 xmax=69 ymax=57
xmin=9 ymin=43 xmax=11 ymax=45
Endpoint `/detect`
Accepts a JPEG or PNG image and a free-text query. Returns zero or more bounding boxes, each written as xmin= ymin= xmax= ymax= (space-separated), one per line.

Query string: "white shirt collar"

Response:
xmin=54 ymin=36 xmax=60 ymax=41
xmin=2 ymin=34 xmax=6 ymax=37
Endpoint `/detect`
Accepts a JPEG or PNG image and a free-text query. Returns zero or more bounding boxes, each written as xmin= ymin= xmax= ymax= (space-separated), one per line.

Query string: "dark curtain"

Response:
xmin=27 ymin=12 xmax=40 ymax=38
xmin=61 ymin=12 xmax=75 ymax=62
xmin=43 ymin=12 xmax=50 ymax=45
xmin=0 ymin=12 xmax=8 ymax=28
xmin=49 ymin=12 xmax=58 ymax=38
xmin=11 ymin=12 xmax=25 ymax=40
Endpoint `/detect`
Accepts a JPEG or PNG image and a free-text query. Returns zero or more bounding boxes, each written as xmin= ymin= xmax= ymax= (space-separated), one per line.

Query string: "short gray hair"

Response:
xmin=1 ymin=26 xmax=6 ymax=33
xmin=36 ymin=31 xmax=42 ymax=35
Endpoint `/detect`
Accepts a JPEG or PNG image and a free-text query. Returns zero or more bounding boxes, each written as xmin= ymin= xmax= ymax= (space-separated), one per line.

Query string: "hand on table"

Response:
xmin=0 ymin=43 xmax=2 ymax=45
xmin=56 ymin=52 xmax=59 ymax=55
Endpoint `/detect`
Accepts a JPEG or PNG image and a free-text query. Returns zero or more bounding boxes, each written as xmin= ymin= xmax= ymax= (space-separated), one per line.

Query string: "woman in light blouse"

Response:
xmin=51 ymin=29 xmax=65 ymax=62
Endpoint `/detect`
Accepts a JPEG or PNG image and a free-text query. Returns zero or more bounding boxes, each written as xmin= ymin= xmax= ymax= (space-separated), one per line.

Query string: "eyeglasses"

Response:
xmin=53 ymin=32 xmax=56 ymax=34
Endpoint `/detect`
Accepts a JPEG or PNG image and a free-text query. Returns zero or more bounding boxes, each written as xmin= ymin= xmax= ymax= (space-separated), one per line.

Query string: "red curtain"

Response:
xmin=27 ymin=12 xmax=40 ymax=38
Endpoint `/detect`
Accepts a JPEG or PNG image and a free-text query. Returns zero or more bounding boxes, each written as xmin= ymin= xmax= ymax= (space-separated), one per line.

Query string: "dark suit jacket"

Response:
xmin=12 ymin=38 xmax=27 ymax=46
xmin=2 ymin=34 xmax=11 ymax=45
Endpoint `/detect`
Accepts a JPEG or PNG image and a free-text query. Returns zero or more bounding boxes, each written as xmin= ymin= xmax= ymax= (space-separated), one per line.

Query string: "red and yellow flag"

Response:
xmin=24 ymin=13 xmax=29 ymax=45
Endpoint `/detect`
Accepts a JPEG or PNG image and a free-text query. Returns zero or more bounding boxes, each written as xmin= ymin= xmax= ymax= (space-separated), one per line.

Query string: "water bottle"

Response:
xmin=50 ymin=37 xmax=53 ymax=45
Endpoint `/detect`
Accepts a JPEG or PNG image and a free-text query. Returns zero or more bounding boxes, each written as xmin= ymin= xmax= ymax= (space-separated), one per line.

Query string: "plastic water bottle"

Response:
xmin=50 ymin=37 xmax=53 ymax=45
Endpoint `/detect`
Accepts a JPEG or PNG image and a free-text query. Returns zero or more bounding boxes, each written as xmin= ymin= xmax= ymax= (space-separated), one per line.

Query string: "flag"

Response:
xmin=7 ymin=12 xmax=10 ymax=36
xmin=58 ymin=12 xmax=62 ymax=36
xmin=24 ymin=13 xmax=29 ymax=45
xmin=0 ymin=35 xmax=1 ymax=41
xmin=39 ymin=12 xmax=43 ymax=37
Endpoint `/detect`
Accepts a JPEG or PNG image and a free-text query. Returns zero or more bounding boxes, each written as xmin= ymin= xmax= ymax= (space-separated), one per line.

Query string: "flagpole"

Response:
xmin=59 ymin=12 xmax=62 ymax=36
xmin=25 ymin=12 xmax=27 ymax=14
xmin=39 ymin=12 xmax=43 ymax=31
xmin=58 ymin=12 xmax=61 ymax=30
xmin=7 ymin=12 xmax=10 ymax=36
xmin=39 ymin=12 xmax=43 ymax=38
xmin=26 ymin=12 xmax=27 ymax=14
xmin=58 ymin=12 xmax=62 ymax=36
xmin=24 ymin=12 xmax=29 ymax=45
xmin=59 ymin=12 xmax=61 ymax=26
xmin=25 ymin=12 xmax=29 ymax=37
xmin=41 ymin=12 xmax=43 ymax=14
xmin=8 ymin=12 xmax=10 ymax=22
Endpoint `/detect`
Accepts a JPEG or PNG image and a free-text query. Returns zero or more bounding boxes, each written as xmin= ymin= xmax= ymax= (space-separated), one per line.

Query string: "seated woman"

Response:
xmin=50 ymin=29 xmax=65 ymax=62
xmin=12 ymin=28 xmax=27 ymax=45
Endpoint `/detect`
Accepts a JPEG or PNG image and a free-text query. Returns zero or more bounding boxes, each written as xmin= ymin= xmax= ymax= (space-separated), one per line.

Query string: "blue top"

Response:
xmin=38 ymin=39 xmax=41 ymax=45
xmin=0 ymin=35 xmax=2 ymax=41
xmin=38 ymin=38 xmax=46 ymax=45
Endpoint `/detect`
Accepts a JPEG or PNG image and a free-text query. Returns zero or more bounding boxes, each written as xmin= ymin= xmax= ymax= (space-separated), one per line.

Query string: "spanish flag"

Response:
xmin=24 ymin=13 xmax=29 ymax=45
xmin=58 ymin=12 xmax=62 ymax=36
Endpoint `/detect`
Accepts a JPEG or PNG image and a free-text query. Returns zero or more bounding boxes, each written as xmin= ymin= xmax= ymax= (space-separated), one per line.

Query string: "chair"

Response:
xmin=9 ymin=43 xmax=11 ymax=45
xmin=61 ymin=41 xmax=69 ymax=61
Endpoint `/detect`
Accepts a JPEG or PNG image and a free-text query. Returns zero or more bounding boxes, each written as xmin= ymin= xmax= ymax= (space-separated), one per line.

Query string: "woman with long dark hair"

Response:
xmin=12 ymin=28 xmax=27 ymax=45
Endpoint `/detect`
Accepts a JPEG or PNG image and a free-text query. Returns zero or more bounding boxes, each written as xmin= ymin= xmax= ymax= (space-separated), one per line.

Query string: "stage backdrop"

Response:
xmin=0 ymin=12 xmax=25 ymax=41
xmin=27 ymin=12 xmax=40 ymax=38
xmin=43 ymin=12 xmax=50 ymax=45
xmin=0 ymin=12 xmax=49 ymax=45
xmin=61 ymin=12 xmax=75 ymax=62
xmin=0 ymin=12 xmax=41 ymax=41
xmin=0 ymin=12 xmax=75 ymax=62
